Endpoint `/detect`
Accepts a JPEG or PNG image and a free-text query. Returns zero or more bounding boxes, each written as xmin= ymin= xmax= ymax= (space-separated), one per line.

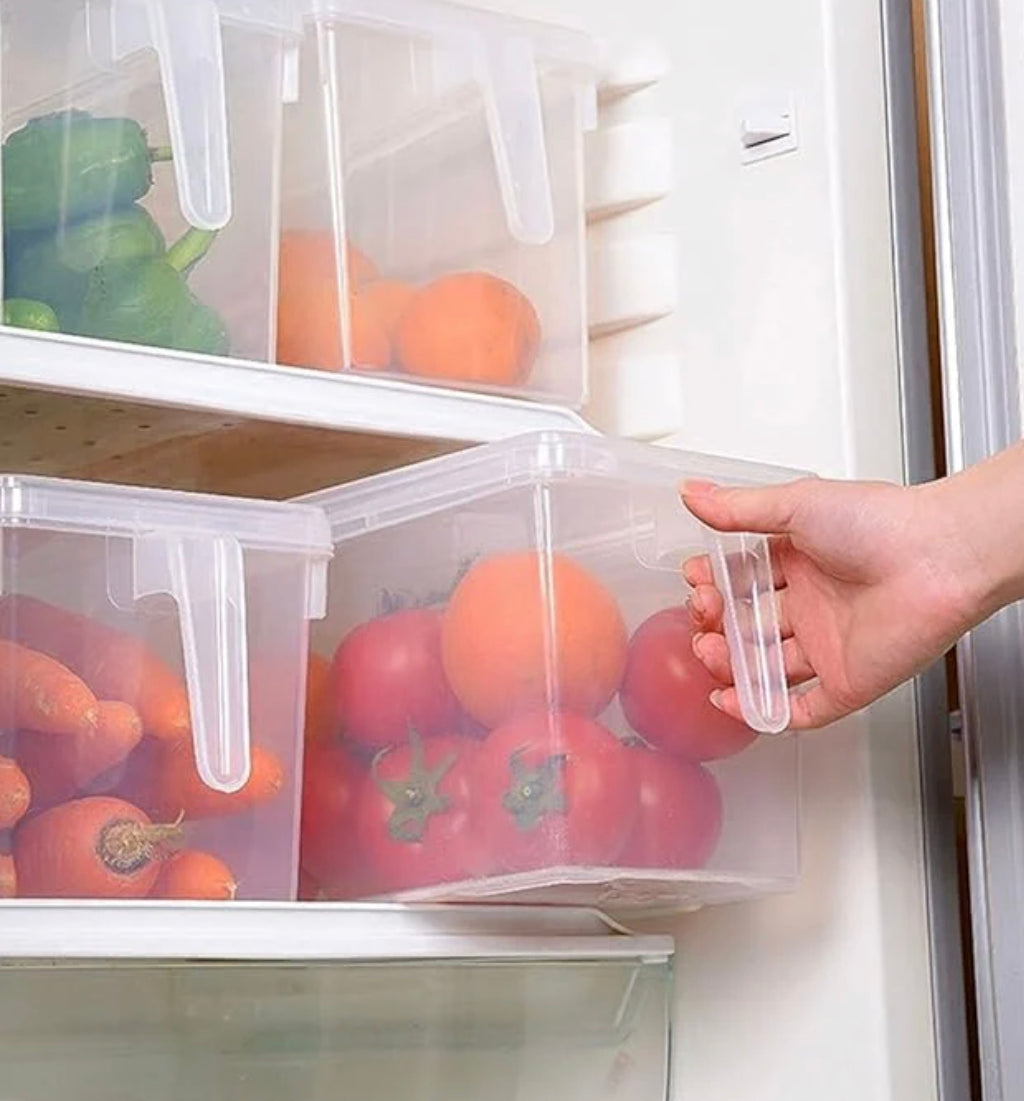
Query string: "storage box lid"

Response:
xmin=303 ymin=0 xmax=598 ymax=245
xmin=303 ymin=431 xmax=800 ymax=539
xmin=0 ymin=474 xmax=332 ymax=794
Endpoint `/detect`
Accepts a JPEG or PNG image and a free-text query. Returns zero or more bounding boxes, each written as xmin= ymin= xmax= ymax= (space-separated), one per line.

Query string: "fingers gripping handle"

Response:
xmin=705 ymin=530 xmax=790 ymax=734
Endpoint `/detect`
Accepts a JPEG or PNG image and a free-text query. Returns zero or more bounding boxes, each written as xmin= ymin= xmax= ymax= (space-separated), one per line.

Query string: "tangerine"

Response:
xmin=441 ymin=551 xmax=627 ymax=727
xmin=394 ymin=271 xmax=541 ymax=387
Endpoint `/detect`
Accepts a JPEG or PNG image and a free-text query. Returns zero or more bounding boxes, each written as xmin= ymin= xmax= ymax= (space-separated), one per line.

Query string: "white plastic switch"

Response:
xmin=740 ymin=98 xmax=798 ymax=163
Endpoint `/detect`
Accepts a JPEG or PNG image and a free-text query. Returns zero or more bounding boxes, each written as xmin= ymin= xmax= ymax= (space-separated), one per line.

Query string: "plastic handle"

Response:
xmin=474 ymin=35 xmax=555 ymax=246
xmin=91 ymin=0 xmax=234 ymax=230
xmin=705 ymin=530 xmax=791 ymax=734
xmin=146 ymin=0 xmax=233 ymax=230
xmin=133 ymin=533 xmax=252 ymax=793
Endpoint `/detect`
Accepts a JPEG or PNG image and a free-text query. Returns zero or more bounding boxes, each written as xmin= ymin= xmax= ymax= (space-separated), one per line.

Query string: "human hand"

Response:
xmin=681 ymin=471 xmax=1001 ymax=730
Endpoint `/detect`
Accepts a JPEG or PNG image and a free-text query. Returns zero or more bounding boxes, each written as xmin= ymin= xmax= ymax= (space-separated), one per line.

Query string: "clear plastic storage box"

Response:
xmin=0 ymin=475 xmax=331 ymax=901
xmin=278 ymin=0 xmax=596 ymax=406
xmin=1 ymin=0 xmax=297 ymax=361
xmin=298 ymin=432 xmax=800 ymax=911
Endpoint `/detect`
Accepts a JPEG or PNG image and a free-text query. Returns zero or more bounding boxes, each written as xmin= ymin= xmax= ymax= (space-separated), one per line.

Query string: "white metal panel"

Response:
xmin=455 ymin=1 xmax=938 ymax=1100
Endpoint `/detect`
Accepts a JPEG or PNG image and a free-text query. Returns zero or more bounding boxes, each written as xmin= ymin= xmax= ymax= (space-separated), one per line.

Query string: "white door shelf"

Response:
xmin=0 ymin=902 xmax=673 ymax=963
xmin=0 ymin=328 xmax=592 ymax=446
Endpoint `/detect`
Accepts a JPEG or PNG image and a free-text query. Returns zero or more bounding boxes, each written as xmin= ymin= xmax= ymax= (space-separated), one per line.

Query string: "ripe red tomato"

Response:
xmin=620 ymin=607 xmax=757 ymax=761
xmin=355 ymin=732 xmax=480 ymax=895
xmin=331 ymin=609 xmax=460 ymax=749
xmin=299 ymin=743 xmax=362 ymax=893
xmin=473 ymin=711 xmax=638 ymax=873
xmin=620 ymin=746 xmax=723 ymax=868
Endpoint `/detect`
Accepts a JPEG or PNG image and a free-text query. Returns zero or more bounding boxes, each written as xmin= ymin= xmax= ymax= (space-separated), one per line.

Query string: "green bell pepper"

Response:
xmin=3 ymin=298 xmax=59 ymax=332
xmin=76 ymin=227 xmax=229 ymax=356
xmin=6 ymin=205 xmax=166 ymax=326
xmin=2 ymin=110 xmax=172 ymax=233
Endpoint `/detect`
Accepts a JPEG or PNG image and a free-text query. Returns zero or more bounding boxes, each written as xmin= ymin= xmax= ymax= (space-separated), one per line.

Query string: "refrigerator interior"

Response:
xmin=0 ymin=0 xmax=959 ymax=1099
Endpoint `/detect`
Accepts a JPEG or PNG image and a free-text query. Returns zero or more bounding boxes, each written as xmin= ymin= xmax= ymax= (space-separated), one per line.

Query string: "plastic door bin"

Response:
xmin=278 ymin=0 xmax=596 ymax=406
xmin=1 ymin=0 xmax=298 ymax=361
xmin=0 ymin=474 xmax=331 ymax=901
xmin=298 ymin=432 xmax=800 ymax=911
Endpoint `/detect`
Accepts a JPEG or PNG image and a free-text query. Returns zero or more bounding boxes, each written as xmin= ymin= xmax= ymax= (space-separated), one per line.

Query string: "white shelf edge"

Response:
xmin=0 ymin=902 xmax=673 ymax=963
xmin=0 ymin=329 xmax=594 ymax=445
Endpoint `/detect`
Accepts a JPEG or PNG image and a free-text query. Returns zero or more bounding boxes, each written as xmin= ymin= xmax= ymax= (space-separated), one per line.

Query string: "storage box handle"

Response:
xmin=705 ymin=531 xmax=791 ymax=734
xmin=475 ymin=35 xmax=555 ymax=246
xmin=89 ymin=0 xmax=233 ymax=230
xmin=132 ymin=532 xmax=252 ymax=793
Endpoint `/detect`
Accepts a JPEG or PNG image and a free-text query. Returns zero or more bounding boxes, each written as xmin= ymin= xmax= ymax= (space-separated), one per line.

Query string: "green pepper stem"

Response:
xmin=166 ymin=227 xmax=218 ymax=277
xmin=148 ymin=145 xmax=173 ymax=163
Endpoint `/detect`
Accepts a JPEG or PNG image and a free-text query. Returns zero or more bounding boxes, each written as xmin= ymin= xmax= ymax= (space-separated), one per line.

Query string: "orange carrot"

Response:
xmin=0 ymin=639 xmax=99 ymax=737
xmin=0 ymin=853 xmax=15 ymax=897
xmin=15 ymin=700 xmax=143 ymax=810
xmin=130 ymin=735 xmax=286 ymax=823
xmin=304 ymin=652 xmax=336 ymax=744
xmin=0 ymin=595 xmax=190 ymax=743
xmin=0 ymin=756 xmax=30 ymax=829
xmin=14 ymin=796 xmax=180 ymax=899
xmin=154 ymin=850 xmax=238 ymax=900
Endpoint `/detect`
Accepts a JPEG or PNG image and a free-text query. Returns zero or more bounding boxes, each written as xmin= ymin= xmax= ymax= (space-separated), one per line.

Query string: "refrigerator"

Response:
xmin=0 ymin=0 xmax=991 ymax=1099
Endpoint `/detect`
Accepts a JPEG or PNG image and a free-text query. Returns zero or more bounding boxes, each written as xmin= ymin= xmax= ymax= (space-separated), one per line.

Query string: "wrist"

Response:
xmin=930 ymin=441 xmax=1024 ymax=625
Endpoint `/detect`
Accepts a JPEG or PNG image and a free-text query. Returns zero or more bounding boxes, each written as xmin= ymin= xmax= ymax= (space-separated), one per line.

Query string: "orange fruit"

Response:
xmin=394 ymin=272 xmax=541 ymax=386
xmin=441 ymin=551 xmax=628 ymax=728
xmin=358 ymin=279 xmax=416 ymax=336
xmin=276 ymin=231 xmax=385 ymax=371
xmin=349 ymin=295 xmax=391 ymax=369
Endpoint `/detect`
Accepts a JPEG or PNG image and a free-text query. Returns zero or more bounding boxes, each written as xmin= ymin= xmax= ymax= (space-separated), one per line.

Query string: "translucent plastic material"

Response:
xmin=0 ymin=474 xmax=331 ymax=900
xmin=0 ymin=953 xmax=670 ymax=1101
xmin=299 ymin=431 xmax=799 ymax=911
xmin=278 ymin=0 xmax=596 ymax=405
xmin=1 ymin=0 xmax=295 ymax=359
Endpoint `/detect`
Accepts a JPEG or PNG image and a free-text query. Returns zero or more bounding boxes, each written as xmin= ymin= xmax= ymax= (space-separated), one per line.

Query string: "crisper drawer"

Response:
xmin=0 ymin=905 xmax=672 ymax=1101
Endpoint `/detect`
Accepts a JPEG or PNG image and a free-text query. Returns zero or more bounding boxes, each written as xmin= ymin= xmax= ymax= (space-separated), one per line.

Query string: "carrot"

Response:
xmin=14 ymin=796 xmax=180 ymax=899
xmin=138 ymin=741 xmax=285 ymax=821
xmin=304 ymin=652 xmax=336 ymax=744
xmin=0 ymin=595 xmax=190 ymax=743
xmin=15 ymin=701 xmax=143 ymax=810
xmin=154 ymin=850 xmax=238 ymax=900
xmin=0 ymin=853 xmax=15 ymax=897
xmin=0 ymin=638 xmax=98 ymax=737
xmin=0 ymin=756 xmax=30 ymax=829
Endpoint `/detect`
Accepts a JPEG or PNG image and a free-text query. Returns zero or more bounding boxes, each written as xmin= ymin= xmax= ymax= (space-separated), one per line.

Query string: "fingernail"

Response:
xmin=692 ymin=631 xmax=707 ymax=656
xmin=688 ymin=590 xmax=705 ymax=617
xmin=682 ymin=479 xmax=718 ymax=499
xmin=709 ymin=689 xmax=724 ymax=711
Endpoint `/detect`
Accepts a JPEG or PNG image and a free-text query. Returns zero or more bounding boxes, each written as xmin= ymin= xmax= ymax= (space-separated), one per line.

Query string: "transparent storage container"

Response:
xmin=0 ymin=0 xmax=298 ymax=360
xmin=0 ymin=475 xmax=331 ymax=901
xmin=298 ymin=431 xmax=800 ymax=911
xmin=278 ymin=0 xmax=596 ymax=406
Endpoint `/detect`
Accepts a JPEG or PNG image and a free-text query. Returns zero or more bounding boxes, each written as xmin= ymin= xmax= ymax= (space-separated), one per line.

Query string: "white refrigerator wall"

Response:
xmin=475 ymin=0 xmax=939 ymax=1098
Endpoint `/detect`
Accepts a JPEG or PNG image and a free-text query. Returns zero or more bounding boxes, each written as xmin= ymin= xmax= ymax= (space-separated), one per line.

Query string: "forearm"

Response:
xmin=934 ymin=439 xmax=1024 ymax=622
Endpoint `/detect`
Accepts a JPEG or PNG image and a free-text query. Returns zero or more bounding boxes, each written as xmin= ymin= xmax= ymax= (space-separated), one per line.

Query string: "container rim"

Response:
xmin=301 ymin=430 xmax=806 ymax=542
xmin=303 ymin=0 xmax=599 ymax=72
xmin=0 ymin=474 xmax=334 ymax=557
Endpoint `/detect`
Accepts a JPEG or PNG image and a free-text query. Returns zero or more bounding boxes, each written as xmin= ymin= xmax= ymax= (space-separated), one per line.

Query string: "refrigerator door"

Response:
xmin=926 ymin=0 xmax=1024 ymax=1096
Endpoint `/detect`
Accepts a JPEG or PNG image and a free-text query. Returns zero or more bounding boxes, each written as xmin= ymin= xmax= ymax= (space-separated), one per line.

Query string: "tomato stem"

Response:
xmin=372 ymin=728 xmax=456 ymax=844
xmin=502 ymin=751 xmax=567 ymax=832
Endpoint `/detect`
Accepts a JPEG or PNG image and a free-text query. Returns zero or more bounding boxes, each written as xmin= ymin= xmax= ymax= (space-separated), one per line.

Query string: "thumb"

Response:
xmin=681 ymin=479 xmax=806 ymax=535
